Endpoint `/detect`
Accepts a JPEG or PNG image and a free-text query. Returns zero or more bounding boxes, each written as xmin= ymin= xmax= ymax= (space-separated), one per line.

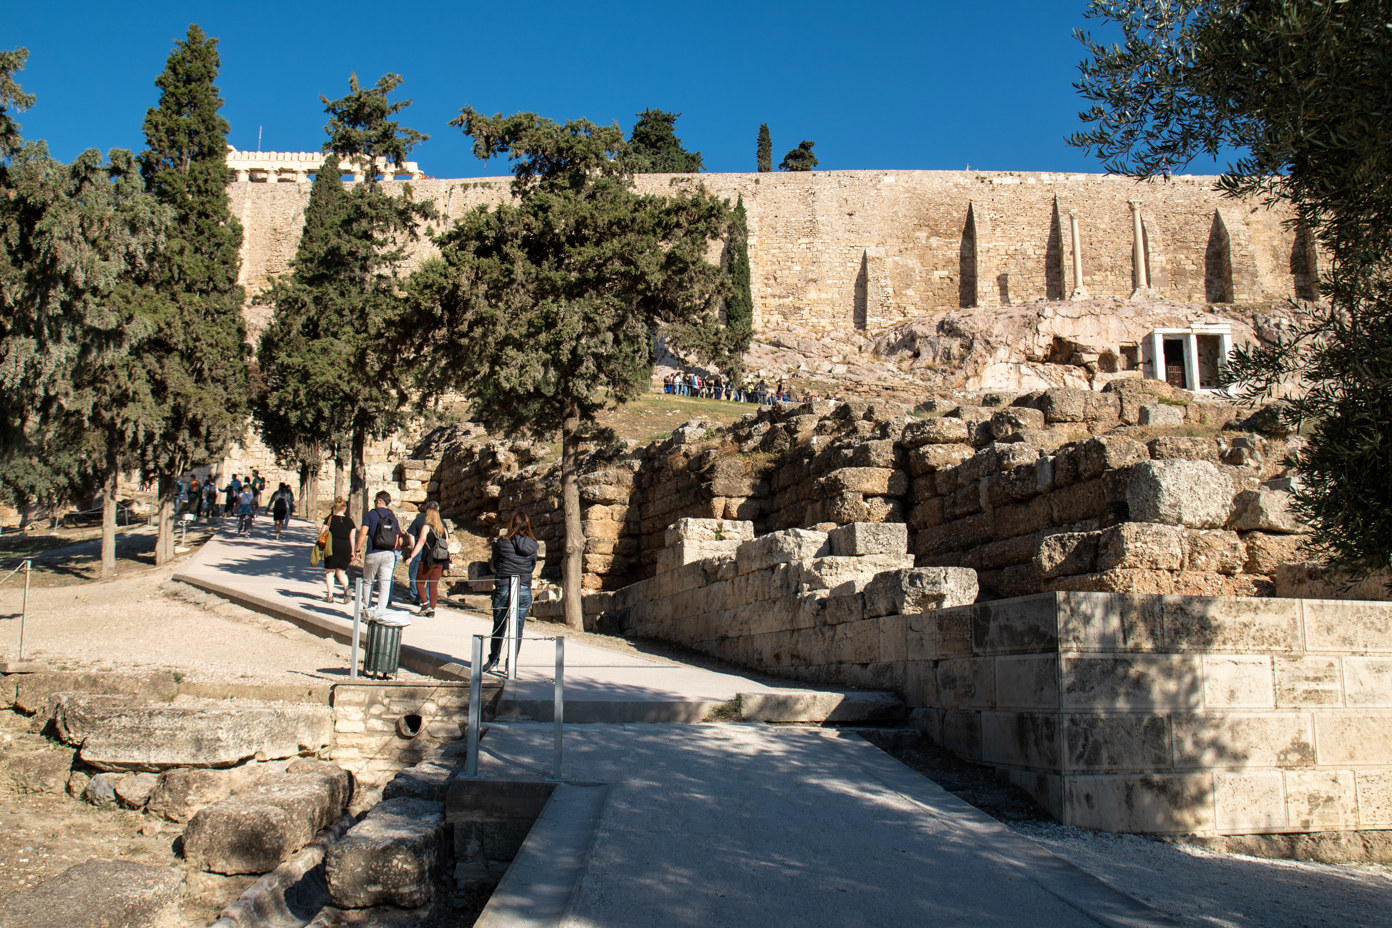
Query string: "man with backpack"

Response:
xmin=356 ymin=491 xmax=412 ymax=621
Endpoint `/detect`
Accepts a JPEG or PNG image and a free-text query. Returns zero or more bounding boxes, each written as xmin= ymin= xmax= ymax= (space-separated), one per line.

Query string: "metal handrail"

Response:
xmin=465 ymin=626 xmax=566 ymax=781
xmin=0 ymin=559 xmax=32 ymax=662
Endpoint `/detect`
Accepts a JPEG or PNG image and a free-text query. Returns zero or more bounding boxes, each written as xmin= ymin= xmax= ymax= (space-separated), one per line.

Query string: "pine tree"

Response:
xmin=407 ymin=108 xmax=733 ymax=628
xmin=139 ymin=25 xmax=249 ymax=564
xmin=779 ymin=140 xmax=818 ymax=171
xmin=625 ymin=109 xmax=703 ymax=173
xmin=318 ymin=73 xmax=435 ymax=520
xmin=756 ymin=123 xmax=772 ymax=173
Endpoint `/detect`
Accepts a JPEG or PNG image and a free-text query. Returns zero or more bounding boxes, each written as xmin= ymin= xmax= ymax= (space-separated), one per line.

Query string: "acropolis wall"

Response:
xmin=226 ymin=170 xmax=1313 ymax=335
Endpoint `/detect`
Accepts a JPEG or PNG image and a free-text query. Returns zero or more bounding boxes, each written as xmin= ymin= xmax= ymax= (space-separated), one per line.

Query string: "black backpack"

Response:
xmin=371 ymin=511 xmax=400 ymax=550
xmin=429 ymin=529 xmax=450 ymax=561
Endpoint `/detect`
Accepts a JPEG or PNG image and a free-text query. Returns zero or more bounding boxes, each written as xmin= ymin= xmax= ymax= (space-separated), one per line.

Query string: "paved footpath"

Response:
xmin=177 ymin=517 xmax=1179 ymax=928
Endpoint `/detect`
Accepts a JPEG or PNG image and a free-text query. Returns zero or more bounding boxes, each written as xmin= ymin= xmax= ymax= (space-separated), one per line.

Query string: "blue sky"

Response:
xmin=5 ymin=2 xmax=1225 ymax=178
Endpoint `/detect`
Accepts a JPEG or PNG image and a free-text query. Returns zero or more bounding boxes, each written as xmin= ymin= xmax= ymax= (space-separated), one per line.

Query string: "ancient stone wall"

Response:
xmin=228 ymin=171 xmax=1308 ymax=337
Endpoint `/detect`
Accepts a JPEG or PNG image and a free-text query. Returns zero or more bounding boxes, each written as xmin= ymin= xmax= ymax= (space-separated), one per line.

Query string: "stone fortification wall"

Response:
xmin=228 ymin=170 xmax=1309 ymax=337
xmin=591 ymin=521 xmax=1392 ymax=837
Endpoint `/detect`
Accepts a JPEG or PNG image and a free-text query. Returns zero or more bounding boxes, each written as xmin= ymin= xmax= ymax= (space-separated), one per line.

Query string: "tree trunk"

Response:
xmin=154 ymin=472 xmax=177 ymax=565
xmin=560 ymin=409 xmax=584 ymax=630
xmin=304 ymin=461 xmax=320 ymax=524
xmin=333 ymin=454 xmax=346 ymax=505
xmin=100 ymin=444 xmax=118 ymax=580
xmin=350 ymin=425 xmax=367 ymax=524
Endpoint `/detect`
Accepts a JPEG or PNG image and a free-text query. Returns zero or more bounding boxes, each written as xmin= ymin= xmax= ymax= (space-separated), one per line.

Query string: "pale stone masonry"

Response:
xmin=595 ymin=520 xmax=1392 ymax=837
xmin=228 ymin=170 xmax=1313 ymax=336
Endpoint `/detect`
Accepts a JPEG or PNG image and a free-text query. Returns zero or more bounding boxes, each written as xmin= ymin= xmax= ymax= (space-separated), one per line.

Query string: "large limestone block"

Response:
xmin=863 ymin=567 xmax=978 ymax=617
xmin=326 ymin=797 xmax=444 ymax=909
xmin=906 ymin=443 xmax=974 ymax=477
xmin=827 ymin=521 xmax=908 ymax=557
xmin=901 ymin=417 xmax=970 ymax=448
xmin=183 ymin=777 xmax=340 ymax=874
xmin=793 ymin=554 xmax=913 ymax=592
xmin=53 ymin=696 xmax=334 ymax=772
xmin=655 ymin=539 xmax=741 ymax=574
xmin=1096 ymin=523 xmax=1185 ymax=571
xmin=1184 ymin=529 xmax=1246 ymax=575
xmin=735 ymin=528 xmax=830 ymax=575
xmin=1243 ymin=532 xmax=1308 ymax=575
xmin=819 ymin=467 xmax=907 ymax=496
xmin=739 ymin=690 xmax=905 ymax=722
xmin=12 ymin=671 xmax=178 ymax=715
xmin=1035 ymin=532 xmax=1100 ymax=579
xmin=1230 ymin=488 xmax=1306 ymax=533
xmin=1126 ymin=460 xmax=1233 ymax=528
xmin=0 ymin=859 xmax=182 ymax=928
xmin=1138 ymin=403 xmax=1185 ymax=427
xmin=663 ymin=518 xmax=755 ymax=545
xmin=147 ymin=766 xmax=256 ymax=823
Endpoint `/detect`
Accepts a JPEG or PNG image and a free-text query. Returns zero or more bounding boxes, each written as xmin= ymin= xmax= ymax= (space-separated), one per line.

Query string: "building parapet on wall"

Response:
xmin=593 ymin=518 xmax=1392 ymax=838
xmin=226 ymin=147 xmax=425 ymax=184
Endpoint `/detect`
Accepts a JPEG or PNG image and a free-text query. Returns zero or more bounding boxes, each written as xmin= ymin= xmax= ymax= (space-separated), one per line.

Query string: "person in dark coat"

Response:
xmin=482 ymin=511 xmax=539 ymax=674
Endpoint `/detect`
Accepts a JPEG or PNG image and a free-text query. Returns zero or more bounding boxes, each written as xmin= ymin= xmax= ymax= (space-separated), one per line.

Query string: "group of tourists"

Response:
xmin=661 ymin=373 xmax=794 ymax=404
xmin=314 ymin=490 xmax=537 ymax=676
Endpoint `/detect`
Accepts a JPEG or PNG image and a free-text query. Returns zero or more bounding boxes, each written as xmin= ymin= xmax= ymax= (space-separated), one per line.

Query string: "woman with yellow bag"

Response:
xmin=321 ymin=497 xmax=357 ymax=604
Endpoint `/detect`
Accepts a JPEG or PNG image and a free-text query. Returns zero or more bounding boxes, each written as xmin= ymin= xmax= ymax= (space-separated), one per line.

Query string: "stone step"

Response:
xmin=183 ymin=763 xmax=352 ymax=875
xmin=738 ymin=689 xmax=907 ymax=723
xmin=0 ymin=859 xmax=181 ymax=928
xmin=325 ymin=797 xmax=445 ymax=909
xmin=51 ymin=694 xmax=333 ymax=772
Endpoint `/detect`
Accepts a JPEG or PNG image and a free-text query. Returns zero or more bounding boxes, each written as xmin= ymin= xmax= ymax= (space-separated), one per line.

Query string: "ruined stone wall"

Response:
xmin=228 ymin=171 xmax=1306 ymax=337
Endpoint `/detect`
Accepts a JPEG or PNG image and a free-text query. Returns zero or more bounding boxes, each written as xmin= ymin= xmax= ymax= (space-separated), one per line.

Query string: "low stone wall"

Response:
xmin=594 ymin=520 xmax=1392 ymax=837
xmin=330 ymin=682 xmax=499 ymax=787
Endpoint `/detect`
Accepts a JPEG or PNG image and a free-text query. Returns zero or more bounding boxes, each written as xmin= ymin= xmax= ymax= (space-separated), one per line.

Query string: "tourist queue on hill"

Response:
xmin=662 ymin=373 xmax=794 ymax=404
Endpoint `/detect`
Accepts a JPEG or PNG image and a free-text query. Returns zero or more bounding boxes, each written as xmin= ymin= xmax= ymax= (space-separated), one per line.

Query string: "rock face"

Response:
xmin=0 ymin=859 xmax=181 ymax=928
xmin=51 ymin=695 xmax=333 ymax=772
xmin=326 ymin=797 xmax=445 ymax=909
xmin=182 ymin=764 xmax=351 ymax=874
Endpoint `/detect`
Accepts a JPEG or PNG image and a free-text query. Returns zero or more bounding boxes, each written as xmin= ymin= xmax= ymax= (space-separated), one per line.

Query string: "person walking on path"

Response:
xmin=482 ymin=511 xmax=539 ymax=674
xmin=270 ymin=483 xmax=293 ymax=539
xmin=322 ymin=497 xmax=356 ymax=603
xmin=356 ymin=491 xmax=411 ymax=621
xmin=235 ymin=483 xmax=256 ymax=536
xmin=405 ymin=501 xmax=450 ymax=617
xmin=404 ymin=508 xmax=427 ymax=607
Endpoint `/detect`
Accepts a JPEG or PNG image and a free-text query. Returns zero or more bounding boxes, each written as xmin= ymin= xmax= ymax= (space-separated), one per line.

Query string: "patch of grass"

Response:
xmin=705 ymin=694 xmax=743 ymax=722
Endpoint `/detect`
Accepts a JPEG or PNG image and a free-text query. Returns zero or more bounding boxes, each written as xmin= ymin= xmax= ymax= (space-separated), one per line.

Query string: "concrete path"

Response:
xmin=172 ymin=518 xmax=803 ymax=720
xmin=454 ymin=723 xmax=1179 ymax=928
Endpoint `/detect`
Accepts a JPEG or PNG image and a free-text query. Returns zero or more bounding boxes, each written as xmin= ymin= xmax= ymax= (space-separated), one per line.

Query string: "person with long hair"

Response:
xmin=322 ymin=497 xmax=356 ymax=604
xmin=405 ymin=501 xmax=450 ymax=617
xmin=482 ymin=511 xmax=538 ymax=674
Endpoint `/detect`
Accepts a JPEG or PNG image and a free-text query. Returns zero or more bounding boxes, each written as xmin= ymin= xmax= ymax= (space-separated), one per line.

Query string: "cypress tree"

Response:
xmin=756 ymin=123 xmax=772 ymax=173
xmin=726 ymin=196 xmax=755 ymax=350
xmin=139 ymin=24 xmax=249 ymax=564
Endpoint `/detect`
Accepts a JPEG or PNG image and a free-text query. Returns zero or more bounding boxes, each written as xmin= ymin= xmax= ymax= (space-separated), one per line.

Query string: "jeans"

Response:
xmin=407 ymin=551 xmax=423 ymax=603
xmin=488 ymin=579 xmax=532 ymax=662
xmin=362 ymin=550 xmax=397 ymax=616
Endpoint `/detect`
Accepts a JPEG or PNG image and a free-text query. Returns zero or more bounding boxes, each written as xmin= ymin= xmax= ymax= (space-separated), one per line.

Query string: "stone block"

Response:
xmin=1314 ymin=714 xmax=1392 ymax=764
xmin=0 ymin=751 xmax=72 ymax=798
xmin=1356 ymin=770 xmax=1392 ymax=827
xmin=326 ymin=797 xmax=444 ymax=909
xmin=739 ymin=690 xmax=905 ymax=723
xmin=1285 ymin=769 xmax=1357 ymax=831
xmin=1063 ymin=714 xmax=1171 ymax=772
xmin=1184 ymin=529 xmax=1246 ymax=574
xmin=862 ymin=567 xmax=978 ymax=617
xmin=1214 ymin=772 xmax=1287 ymax=833
xmin=794 ymin=554 xmax=913 ymax=592
xmin=982 ymin=712 xmax=1059 ymax=768
xmin=1343 ymin=658 xmax=1392 ymax=707
xmin=935 ymin=657 xmax=995 ymax=709
xmin=1061 ymin=655 xmax=1203 ymax=710
xmin=1064 ymin=774 xmax=1215 ymax=833
xmin=0 ymin=859 xmax=182 ymax=928
xmin=1161 ymin=596 xmax=1302 ymax=652
xmin=905 ymin=612 xmax=939 ymax=661
xmin=819 ymin=467 xmax=907 ymax=496
xmin=1127 ymin=459 xmax=1234 ymax=528
xmin=655 ymin=539 xmax=740 ymax=574
xmin=1096 ymin=522 xmax=1184 ymax=571
xmin=822 ymin=592 xmax=865 ymax=626
xmin=974 ymin=595 xmax=1059 ymax=654
xmin=877 ymin=614 xmax=908 ymax=663
xmin=113 ymin=773 xmax=159 ymax=810
xmin=1035 ymin=532 xmax=1100 ymax=579
xmin=1070 ymin=437 xmax=1149 ymax=480
xmin=52 ymin=696 xmax=333 ymax=772
xmin=941 ymin=709 xmax=982 ymax=760
xmin=664 ymin=517 xmax=756 ymax=545
xmin=829 ymin=619 xmax=882 ymax=665
xmin=736 ymin=528 xmax=830 ymax=574
xmin=1230 ymin=489 xmax=1305 ymax=533
xmin=826 ymin=521 xmax=908 ymax=557
xmin=183 ymin=777 xmax=343 ymax=874
xmin=1304 ymin=601 xmax=1392 ymax=653
xmin=1057 ymin=592 xmax=1163 ymax=651
xmin=1046 ymin=477 xmax=1117 ymax=525
xmin=1202 ymin=655 xmax=1275 ymax=709
xmin=1138 ymin=403 xmax=1185 ymax=427
xmin=1173 ymin=713 xmax=1314 ymax=768
xmin=1036 ymin=388 xmax=1092 ymax=423
xmin=1243 ymin=532 xmax=1308 ymax=575
xmin=902 ymin=417 xmax=970 ymax=447
xmin=11 ymin=671 xmax=179 ymax=715
xmin=147 ymin=766 xmax=255 ymax=823
xmin=994 ymin=655 xmax=1059 ymax=709
xmin=935 ymin=606 xmax=975 ymax=657
xmin=1275 ymin=657 xmax=1343 ymax=708
xmin=906 ymin=443 xmax=974 ymax=477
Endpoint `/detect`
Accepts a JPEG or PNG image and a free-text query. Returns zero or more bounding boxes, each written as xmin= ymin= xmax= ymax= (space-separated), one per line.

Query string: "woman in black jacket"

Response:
xmin=482 ymin=511 xmax=539 ymax=674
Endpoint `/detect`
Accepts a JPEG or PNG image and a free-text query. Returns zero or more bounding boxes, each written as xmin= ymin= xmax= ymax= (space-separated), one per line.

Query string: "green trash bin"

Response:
xmin=363 ymin=620 xmax=403 ymax=679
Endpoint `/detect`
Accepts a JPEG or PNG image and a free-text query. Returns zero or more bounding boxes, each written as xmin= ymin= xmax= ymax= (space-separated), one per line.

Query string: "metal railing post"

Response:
xmin=17 ymin=560 xmax=30 ymax=662
xmin=506 ymin=576 xmax=521 ymax=681
xmin=465 ymin=634 xmax=483 ymax=778
xmin=350 ymin=578 xmax=363 ymax=680
xmin=553 ymin=636 xmax=564 ymax=779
